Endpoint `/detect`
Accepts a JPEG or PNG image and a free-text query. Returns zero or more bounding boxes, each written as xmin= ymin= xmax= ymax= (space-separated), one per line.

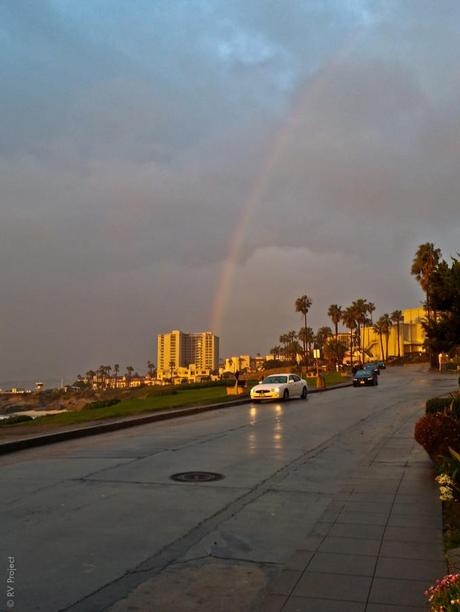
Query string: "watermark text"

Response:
xmin=5 ymin=556 xmax=16 ymax=609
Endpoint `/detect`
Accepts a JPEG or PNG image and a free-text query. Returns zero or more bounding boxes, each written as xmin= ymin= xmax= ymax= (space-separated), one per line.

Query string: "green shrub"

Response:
xmin=85 ymin=398 xmax=121 ymax=410
xmin=426 ymin=395 xmax=460 ymax=418
xmin=0 ymin=414 xmax=34 ymax=426
xmin=415 ymin=414 xmax=460 ymax=460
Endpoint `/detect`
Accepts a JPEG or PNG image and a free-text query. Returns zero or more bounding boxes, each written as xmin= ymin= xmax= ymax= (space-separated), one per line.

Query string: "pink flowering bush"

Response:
xmin=425 ymin=574 xmax=460 ymax=610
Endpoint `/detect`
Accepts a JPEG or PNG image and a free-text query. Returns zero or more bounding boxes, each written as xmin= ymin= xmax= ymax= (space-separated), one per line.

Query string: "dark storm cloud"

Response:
xmin=1 ymin=1 xmax=459 ymax=380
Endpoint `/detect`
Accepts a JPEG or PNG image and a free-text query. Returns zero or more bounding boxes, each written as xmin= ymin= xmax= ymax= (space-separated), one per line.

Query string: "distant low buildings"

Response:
xmin=223 ymin=355 xmax=253 ymax=373
xmin=220 ymin=354 xmax=275 ymax=375
xmin=81 ymin=373 xmax=151 ymax=390
xmin=0 ymin=387 xmax=32 ymax=395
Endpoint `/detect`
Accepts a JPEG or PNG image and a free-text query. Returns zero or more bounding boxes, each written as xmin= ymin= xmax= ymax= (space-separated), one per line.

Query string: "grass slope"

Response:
xmin=4 ymin=387 xmax=233 ymax=429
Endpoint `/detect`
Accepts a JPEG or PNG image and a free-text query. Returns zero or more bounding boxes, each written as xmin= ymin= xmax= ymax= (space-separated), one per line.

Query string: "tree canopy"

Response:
xmin=423 ymin=255 xmax=460 ymax=355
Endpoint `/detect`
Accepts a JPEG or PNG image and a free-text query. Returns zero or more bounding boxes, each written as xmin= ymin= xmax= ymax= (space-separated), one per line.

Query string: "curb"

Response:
xmin=0 ymin=382 xmax=352 ymax=456
xmin=310 ymin=382 xmax=352 ymax=393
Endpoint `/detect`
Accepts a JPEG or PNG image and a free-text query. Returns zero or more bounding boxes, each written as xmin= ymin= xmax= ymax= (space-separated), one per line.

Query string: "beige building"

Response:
xmin=223 ymin=355 xmax=253 ymax=373
xmin=157 ymin=330 xmax=219 ymax=375
xmin=337 ymin=307 xmax=426 ymax=362
xmin=157 ymin=330 xmax=186 ymax=372
xmin=221 ymin=354 xmax=283 ymax=375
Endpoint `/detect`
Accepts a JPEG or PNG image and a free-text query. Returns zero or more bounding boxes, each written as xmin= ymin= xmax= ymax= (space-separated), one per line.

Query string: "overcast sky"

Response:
xmin=1 ymin=1 xmax=459 ymax=382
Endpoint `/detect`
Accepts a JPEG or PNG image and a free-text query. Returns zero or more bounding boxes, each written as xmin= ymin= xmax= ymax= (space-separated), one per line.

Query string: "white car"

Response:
xmin=250 ymin=373 xmax=308 ymax=402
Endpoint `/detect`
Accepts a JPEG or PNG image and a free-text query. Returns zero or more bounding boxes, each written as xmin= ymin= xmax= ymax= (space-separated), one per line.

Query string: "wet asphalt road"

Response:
xmin=0 ymin=365 xmax=457 ymax=612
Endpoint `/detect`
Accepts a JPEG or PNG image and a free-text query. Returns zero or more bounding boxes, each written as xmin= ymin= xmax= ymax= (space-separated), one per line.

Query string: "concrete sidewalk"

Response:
xmin=260 ymin=417 xmax=445 ymax=611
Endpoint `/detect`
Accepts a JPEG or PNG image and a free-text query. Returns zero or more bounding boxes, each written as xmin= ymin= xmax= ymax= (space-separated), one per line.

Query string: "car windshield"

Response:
xmin=263 ymin=376 xmax=287 ymax=384
xmin=355 ymin=370 xmax=371 ymax=376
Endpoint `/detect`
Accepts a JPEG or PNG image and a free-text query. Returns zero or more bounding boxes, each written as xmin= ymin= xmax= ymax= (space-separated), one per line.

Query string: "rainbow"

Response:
xmin=210 ymin=32 xmax=361 ymax=335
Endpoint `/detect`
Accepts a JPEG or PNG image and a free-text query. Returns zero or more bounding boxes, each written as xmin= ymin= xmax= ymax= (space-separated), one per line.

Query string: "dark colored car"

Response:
xmin=353 ymin=369 xmax=378 ymax=387
xmin=376 ymin=360 xmax=386 ymax=369
xmin=364 ymin=362 xmax=380 ymax=375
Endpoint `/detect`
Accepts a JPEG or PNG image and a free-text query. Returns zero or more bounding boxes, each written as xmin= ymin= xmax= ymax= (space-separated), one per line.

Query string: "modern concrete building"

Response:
xmin=338 ymin=307 xmax=426 ymax=362
xmin=157 ymin=330 xmax=187 ymax=372
xmin=157 ymin=330 xmax=219 ymax=376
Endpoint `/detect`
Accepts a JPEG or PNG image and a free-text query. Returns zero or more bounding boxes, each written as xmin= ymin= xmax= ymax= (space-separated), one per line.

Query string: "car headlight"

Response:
xmin=272 ymin=387 xmax=280 ymax=392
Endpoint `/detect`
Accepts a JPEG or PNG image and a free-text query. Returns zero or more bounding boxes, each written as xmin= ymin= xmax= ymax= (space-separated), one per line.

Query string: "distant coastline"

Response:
xmin=0 ymin=378 xmax=65 ymax=392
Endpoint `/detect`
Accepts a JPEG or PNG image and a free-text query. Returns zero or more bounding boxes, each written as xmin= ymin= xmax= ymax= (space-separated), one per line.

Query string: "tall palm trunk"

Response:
xmin=335 ymin=322 xmax=339 ymax=367
xmin=303 ymin=312 xmax=307 ymax=366
xmin=356 ymin=322 xmax=360 ymax=364
xmin=349 ymin=328 xmax=354 ymax=368
xmin=379 ymin=333 xmax=384 ymax=360
xmin=365 ymin=324 xmax=369 ymax=362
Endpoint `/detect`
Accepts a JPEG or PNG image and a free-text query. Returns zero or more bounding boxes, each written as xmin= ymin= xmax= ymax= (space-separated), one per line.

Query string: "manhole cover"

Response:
xmin=170 ymin=471 xmax=224 ymax=483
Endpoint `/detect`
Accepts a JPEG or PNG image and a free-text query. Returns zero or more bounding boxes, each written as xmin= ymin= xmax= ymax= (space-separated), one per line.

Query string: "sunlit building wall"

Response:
xmin=157 ymin=330 xmax=219 ymax=374
xmin=157 ymin=330 xmax=187 ymax=372
xmin=338 ymin=307 xmax=426 ymax=361
xmin=362 ymin=307 xmax=426 ymax=359
xmin=224 ymin=355 xmax=252 ymax=373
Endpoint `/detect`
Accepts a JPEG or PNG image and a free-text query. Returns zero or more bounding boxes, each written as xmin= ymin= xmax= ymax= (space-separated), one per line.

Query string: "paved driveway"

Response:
xmin=0 ymin=366 xmax=456 ymax=611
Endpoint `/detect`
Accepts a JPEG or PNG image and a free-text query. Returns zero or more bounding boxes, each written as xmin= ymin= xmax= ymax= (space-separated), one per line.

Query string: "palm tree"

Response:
xmin=352 ymin=299 xmax=368 ymax=363
xmin=85 ymin=370 xmax=96 ymax=386
xmin=270 ymin=346 xmax=281 ymax=360
xmin=411 ymin=243 xmax=442 ymax=321
xmin=365 ymin=302 xmax=376 ymax=360
xmin=295 ymin=295 xmax=312 ymax=364
xmin=391 ymin=310 xmax=404 ymax=358
xmin=298 ymin=327 xmax=315 ymax=361
xmin=279 ymin=333 xmax=289 ymax=346
xmin=361 ymin=315 xmax=372 ymax=360
xmin=342 ymin=306 xmax=357 ymax=368
xmin=279 ymin=331 xmax=298 ymax=362
xmin=289 ymin=340 xmax=302 ymax=363
xmin=381 ymin=314 xmax=392 ymax=360
xmin=147 ymin=360 xmax=155 ymax=378
xmin=97 ymin=365 xmax=106 ymax=389
xmin=373 ymin=319 xmax=385 ymax=360
xmin=367 ymin=302 xmax=376 ymax=324
xmin=113 ymin=363 xmax=120 ymax=388
xmin=324 ymin=338 xmax=348 ymax=366
xmin=315 ymin=326 xmax=332 ymax=354
xmin=286 ymin=331 xmax=298 ymax=362
xmin=126 ymin=365 xmax=134 ymax=387
xmin=328 ymin=305 xmax=343 ymax=367
xmin=279 ymin=333 xmax=289 ymax=360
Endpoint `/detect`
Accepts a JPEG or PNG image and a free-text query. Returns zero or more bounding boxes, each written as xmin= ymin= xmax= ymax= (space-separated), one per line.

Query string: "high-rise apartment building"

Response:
xmin=157 ymin=330 xmax=219 ymax=373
